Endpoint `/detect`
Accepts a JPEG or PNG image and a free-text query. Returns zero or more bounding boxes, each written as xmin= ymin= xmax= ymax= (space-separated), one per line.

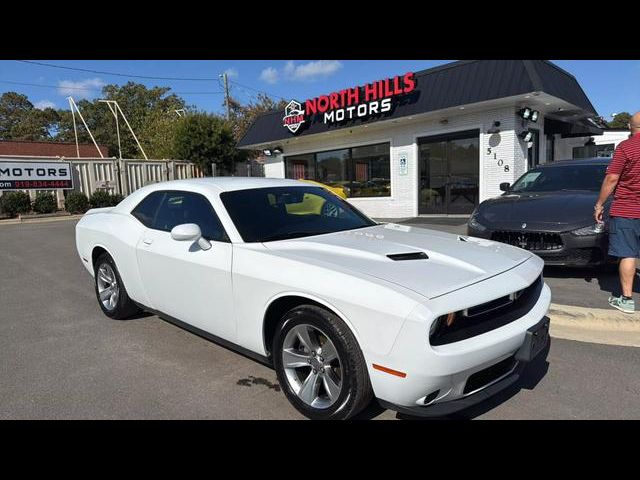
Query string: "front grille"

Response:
xmin=430 ymin=275 xmax=544 ymax=346
xmin=463 ymin=356 xmax=517 ymax=394
xmin=541 ymin=247 xmax=604 ymax=264
xmin=491 ymin=231 xmax=563 ymax=251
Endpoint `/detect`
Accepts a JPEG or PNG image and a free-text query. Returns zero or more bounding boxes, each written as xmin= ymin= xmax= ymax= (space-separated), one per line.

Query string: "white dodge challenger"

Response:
xmin=75 ymin=177 xmax=551 ymax=419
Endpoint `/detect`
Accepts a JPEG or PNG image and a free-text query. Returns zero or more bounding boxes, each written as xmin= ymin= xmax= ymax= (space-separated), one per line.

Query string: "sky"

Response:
xmin=0 ymin=60 xmax=638 ymax=120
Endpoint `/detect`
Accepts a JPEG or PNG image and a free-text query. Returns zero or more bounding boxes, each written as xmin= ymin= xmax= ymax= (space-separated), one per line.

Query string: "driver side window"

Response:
xmin=132 ymin=190 xmax=229 ymax=242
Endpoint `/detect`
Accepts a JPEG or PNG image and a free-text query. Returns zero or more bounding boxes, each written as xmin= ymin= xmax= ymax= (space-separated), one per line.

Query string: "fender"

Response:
xmin=263 ymin=291 xmax=363 ymax=350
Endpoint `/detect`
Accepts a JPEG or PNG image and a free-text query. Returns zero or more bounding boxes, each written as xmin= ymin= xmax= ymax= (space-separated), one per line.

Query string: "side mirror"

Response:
xmin=170 ymin=223 xmax=211 ymax=251
xmin=499 ymin=182 xmax=511 ymax=192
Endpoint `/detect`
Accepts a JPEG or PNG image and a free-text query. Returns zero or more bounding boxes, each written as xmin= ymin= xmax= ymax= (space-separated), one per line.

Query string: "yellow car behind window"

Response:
xmin=298 ymin=179 xmax=348 ymax=199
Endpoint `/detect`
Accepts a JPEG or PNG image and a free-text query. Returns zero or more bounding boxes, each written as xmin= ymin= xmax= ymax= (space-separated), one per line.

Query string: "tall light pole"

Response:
xmin=220 ymin=73 xmax=231 ymax=121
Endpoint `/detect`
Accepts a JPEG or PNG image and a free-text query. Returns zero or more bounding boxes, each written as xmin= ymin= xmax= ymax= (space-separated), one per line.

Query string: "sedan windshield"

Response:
xmin=220 ymin=186 xmax=376 ymax=242
xmin=510 ymin=164 xmax=608 ymax=193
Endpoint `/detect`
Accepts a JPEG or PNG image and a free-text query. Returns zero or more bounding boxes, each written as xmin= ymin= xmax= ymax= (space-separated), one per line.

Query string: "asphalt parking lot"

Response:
xmin=1 ymin=219 xmax=639 ymax=419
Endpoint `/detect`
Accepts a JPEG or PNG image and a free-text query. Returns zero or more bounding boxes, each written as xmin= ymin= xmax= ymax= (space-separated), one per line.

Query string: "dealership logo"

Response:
xmin=281 ymin=72 xmax=417 ymax=134
xmin=282 ymin=100 xmax=306 ymax=134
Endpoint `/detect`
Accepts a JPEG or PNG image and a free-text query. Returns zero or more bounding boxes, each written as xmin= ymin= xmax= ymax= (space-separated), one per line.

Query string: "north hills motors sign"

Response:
xmin=282 ymin=72 xmax=417 ymax=134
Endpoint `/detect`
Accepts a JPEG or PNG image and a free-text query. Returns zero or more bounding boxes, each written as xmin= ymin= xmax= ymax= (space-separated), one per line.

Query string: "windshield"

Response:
xmin=220 ymin=186 xmax=376 ymax=242
xmin=510 ymin=164 xmax=608 ymax=193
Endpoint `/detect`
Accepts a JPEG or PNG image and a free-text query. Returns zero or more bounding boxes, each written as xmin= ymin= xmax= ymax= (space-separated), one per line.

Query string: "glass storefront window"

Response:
xmin=284 ymin=143 xmax=391 ymax=198
xmin=572 ymin=143 xmax=615 ymax=159
xmin=316 ymin=149 xmax=350 ymax=189
xmin=350 ymin=144 xmax=391 ymax=197
xmin=285 ymin=153 xmax=315 ymax=180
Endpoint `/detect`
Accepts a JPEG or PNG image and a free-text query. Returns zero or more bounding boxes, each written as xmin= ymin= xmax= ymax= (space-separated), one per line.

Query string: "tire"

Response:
xmin=273 ymin=305 xmax=373 ymax=420
xmin=94 ymin=252 xmax=141 ymax=320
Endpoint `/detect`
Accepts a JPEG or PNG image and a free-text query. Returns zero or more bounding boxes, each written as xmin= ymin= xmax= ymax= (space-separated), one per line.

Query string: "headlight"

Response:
xmin=468 ymin=211 xmax=487 ymax=232
xmin=571 ymin=223 xmax=605 ymax=236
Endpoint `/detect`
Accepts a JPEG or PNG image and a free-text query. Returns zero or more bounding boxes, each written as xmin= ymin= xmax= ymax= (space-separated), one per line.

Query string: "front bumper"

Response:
xmin=467 ymin=225 xmax=609 ymax=266
xmin=366 ymin=258 xmax=551 ymax=412
xmin=378 ymin=316 xmax=550 ymax=417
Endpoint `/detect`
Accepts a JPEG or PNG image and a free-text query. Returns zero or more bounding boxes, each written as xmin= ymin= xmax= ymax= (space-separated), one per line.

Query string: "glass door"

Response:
xmin=418 ymin=130 xmax=479 ymax=215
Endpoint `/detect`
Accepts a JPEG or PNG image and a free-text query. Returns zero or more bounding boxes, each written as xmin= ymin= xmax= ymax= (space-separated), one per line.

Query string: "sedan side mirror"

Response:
xmin=170 ymin=223 xmax=211 ymax=251
xmin=499 ymin=182 xmax=511 ymax=192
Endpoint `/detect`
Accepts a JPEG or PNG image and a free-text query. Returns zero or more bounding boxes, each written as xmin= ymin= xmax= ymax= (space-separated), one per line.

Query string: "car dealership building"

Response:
xmin=238 ymin=60 xmax=606 ymax=218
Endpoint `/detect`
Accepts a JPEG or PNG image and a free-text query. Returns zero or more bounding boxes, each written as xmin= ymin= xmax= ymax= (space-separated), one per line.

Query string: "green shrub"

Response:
xmin=65 ymin=192 xmax=89 ymax=214
xmin=89 ymin=190 xmax=123 ymax=208
xmin=32 ymin=193 xmax=57 ymax=214
xmin=0 ymin=191 xmax=31 ymax=217
xmin=110 ymin=193 xmax=124 ymax=205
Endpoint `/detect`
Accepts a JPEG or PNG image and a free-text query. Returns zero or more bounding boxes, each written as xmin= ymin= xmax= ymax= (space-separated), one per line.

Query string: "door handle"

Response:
xmin=142 ymin=238 xmax=153 ymax=245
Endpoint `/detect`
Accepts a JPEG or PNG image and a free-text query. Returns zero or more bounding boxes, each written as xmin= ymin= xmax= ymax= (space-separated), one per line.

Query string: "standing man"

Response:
xmin=595 ymin=111 xmax=640 ymax=313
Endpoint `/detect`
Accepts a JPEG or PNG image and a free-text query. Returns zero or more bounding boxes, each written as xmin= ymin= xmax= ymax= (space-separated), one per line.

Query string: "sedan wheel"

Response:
xmin=96 ymin=263 xmax=120 ymax=312
xmin=282 ymin=324 xmax=343 ymax=409
xmin=273 ymin=305 xmax=373 ymax=420
xmin=94 ymin=252 xmax=141 ymax=320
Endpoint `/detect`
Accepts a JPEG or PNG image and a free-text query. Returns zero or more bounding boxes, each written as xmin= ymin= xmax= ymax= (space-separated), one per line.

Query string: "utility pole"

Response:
xmin=221 ymin=72 xmax=231 ymax=121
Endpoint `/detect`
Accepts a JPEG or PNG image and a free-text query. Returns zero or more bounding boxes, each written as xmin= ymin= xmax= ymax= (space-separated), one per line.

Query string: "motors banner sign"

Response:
xmin=282 ymin=71 xmax=417 ymax=134
xmin=0 ymin=161 xmax=74 ymax=190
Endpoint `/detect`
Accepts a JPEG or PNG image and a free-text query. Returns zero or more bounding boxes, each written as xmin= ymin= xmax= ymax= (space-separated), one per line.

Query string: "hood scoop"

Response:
xmin=387 ymin=252 xmax=429 ymax=261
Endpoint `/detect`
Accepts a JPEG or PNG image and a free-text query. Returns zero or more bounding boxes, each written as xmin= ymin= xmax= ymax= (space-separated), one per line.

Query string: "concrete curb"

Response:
xmin=549 ymin=303 xmax=640 ymax=347
xmin=0 ymin=214 xmax=83 ymax=226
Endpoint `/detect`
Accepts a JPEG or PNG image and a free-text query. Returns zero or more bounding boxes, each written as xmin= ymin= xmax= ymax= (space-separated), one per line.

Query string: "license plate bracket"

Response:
xmin=515 ymin=317 xmax=550 ymax=362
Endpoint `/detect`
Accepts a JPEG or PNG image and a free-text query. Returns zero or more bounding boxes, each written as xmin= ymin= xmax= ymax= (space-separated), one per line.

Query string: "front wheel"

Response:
xmin=273 ymin=305 xmax=373 ymax=420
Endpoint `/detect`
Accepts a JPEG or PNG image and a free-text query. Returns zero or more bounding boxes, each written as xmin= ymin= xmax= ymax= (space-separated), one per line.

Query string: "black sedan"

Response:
xmin=467 ymin=158 xmax=611 ymax=266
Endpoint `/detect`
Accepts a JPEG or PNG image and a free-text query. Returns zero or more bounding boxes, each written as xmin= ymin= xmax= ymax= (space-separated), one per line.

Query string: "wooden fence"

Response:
xmin=0 ymin=156 xmax=205 ymax=209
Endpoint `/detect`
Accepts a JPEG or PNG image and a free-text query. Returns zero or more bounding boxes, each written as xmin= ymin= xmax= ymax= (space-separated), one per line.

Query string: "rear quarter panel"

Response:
xmin=75 ymin=212 xmax=149 ymax=306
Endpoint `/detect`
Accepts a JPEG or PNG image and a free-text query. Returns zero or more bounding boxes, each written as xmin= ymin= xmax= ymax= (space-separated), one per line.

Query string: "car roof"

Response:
xmin=536 ymin=157 xmax=611 ymax=167
xmin=141 ymin=176 xmax=310 ymax=193
xmin=111 ymin=176 xmax=321 ymax=214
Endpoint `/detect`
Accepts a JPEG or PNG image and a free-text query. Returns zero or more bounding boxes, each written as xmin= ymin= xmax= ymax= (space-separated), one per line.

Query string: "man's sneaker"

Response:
xmin=608 ymin=295 xmax=635 ymax=314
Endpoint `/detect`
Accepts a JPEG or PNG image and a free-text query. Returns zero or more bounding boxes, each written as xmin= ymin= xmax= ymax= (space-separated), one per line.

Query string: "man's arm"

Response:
xmin=595 ymin=144 xmax=627 ymax=222
xmin=595 ymin=173 xmax=619 ymax=222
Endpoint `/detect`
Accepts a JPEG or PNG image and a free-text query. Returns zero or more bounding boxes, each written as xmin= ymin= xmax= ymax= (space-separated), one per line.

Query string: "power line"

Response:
xmin=0 ymin=79 xmax=224 ymax=95
xmin=228 ymin=78 xmax=287 ymax=101
xmin=16 ymin=60 xmax=287 ymax=102
xmin=17 ymin=60 xmax=218 ymax=81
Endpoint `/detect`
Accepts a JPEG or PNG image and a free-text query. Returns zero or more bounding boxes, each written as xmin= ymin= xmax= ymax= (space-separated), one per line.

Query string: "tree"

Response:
xmin=172 ymin=112 xmax=244 ymax=175
xmin=0 ymin=92 xmax=59 ymax=140
xmin=229 ymin=93 xmax=287 ymax=147
xmin=608 ymin=112 xmax=632 ymax=129
xmin=55 ymin=82 xmax=187 ymax=158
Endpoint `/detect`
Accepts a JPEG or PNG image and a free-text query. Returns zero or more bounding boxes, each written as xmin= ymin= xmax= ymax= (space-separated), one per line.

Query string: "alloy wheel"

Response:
xmin=281 ymin=323 xmax=343 ymax=409
xmin=96 ymin=263 xmax=120 ymax=311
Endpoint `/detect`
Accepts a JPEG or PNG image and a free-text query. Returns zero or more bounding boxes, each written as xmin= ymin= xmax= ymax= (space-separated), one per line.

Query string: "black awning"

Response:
xmin=238 ymin=60 xmax=599 ymax=148
xmin=545 ymin=117 xmax=604 ymax=138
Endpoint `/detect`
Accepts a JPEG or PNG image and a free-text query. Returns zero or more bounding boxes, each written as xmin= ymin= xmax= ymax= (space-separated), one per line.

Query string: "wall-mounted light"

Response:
xmin=584 ymin=137 xmax=596 ymax=146
xmin=518 ymin=107 xmax=532 ymax=120
xmin=520 ymin=130 xmax=533 ymax=142
xmin=487 ymin=121 xmax=501 ymax=134
xmin=272 ymin=146 xmax=283 ymax=155
xmin=263 ymin=149 xmax=272 ymax=157
xmin=518 ymin=107 xmax=539 ymax=122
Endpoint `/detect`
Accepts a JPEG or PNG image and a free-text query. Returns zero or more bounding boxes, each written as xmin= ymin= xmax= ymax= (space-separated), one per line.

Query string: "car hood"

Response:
xmin=263 ymin=224 xmax=532 ymax=299
xmin=477 ymin=191 xmax=600 ymax=231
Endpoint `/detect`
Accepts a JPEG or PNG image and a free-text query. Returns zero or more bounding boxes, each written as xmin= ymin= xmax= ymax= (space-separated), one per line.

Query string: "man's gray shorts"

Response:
xmin=608 ymin=216 xmax=640 ymax=258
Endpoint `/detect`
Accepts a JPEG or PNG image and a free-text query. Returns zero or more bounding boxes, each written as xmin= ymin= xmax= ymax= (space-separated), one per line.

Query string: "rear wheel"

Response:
xmin=94 ymin=252 xmax=141 ymax=320
xmin=273 ymin=305 xmax=372 ymax=420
